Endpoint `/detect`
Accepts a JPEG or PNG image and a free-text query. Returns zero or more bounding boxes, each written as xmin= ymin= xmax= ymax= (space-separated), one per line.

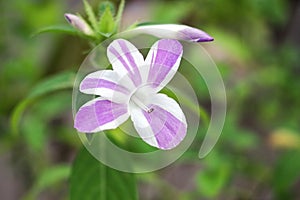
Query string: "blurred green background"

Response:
xmin=1 ymin=0 xmax=300 ymax=199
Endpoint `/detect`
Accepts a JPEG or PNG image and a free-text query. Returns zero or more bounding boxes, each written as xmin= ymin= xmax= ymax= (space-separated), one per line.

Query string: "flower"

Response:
xmin=64 ymin=13 xmax=94 ymax=36
xmin=131 ymin=24 xmax=214 ymax=42
xmin=74 ymin=38 xmax=187 ymax=150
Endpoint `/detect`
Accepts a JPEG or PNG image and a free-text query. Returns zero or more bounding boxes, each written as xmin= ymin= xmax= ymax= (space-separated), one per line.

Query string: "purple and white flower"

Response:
xmin=74 ymin=38 xmax=187 ymax=150
xmin=131 ymin=24 xmax=214 ymax=42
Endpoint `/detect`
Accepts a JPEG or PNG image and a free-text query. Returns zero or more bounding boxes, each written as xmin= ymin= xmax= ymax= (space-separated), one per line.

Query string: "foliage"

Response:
xmin=1 ymin=0 xmax=300 ymax=199
xmin=11 ymin=72 xmax=76 ymax=136
xmin=34 ymin=0 xmax=125 ymax=44
xmin=70 ymin=147 xmax=137 ymax=200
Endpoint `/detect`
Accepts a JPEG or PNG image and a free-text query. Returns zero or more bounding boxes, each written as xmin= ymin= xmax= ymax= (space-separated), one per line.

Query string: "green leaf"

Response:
xmin=196 ymin=152 xmax=231 ymax=198
xmin=83 ymin=0 xmax=98 ymax=31
xmin=124 ymin=21 xmax=139 ymax=31
xmin=98 ymin=4 xmax=116 ymax=36
xmin=24 ymin=165 xmax=71 ymax=200
xmin=136 ymin=22 xmax=164 ymax=26
xmin=10 ymin=72 xmax=76 ymax=136
xmin=273 ymin=150 xmax=300 ymax=199
xmin=70 ymin=147 xmax=138 ymax=200
xmin=98 ymin=1 xmax=115 ymax=17
xmin=32 ymin=25 xmax=79 ymax=37
xmin=115 ymin=0 xmax=125 ymax=31
xmin=196 ymin=165 xmax=230 ymax=198
xmin=27 ymin=71 xmax=75 ymax=99
xmin=22 ymin=92 xmax=72 ymax=151
xmin=23 ymin=114 xmax=47 ymax=151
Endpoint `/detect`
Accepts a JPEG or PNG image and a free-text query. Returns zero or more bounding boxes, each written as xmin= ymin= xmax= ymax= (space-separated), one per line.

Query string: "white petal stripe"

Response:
xmin=107 ymin=39 xmax=145 ymax=87
xmin=145 ymin=39 xmax=183 ymax=92
xmin=80 ymin=70 xmax=130 ymax=103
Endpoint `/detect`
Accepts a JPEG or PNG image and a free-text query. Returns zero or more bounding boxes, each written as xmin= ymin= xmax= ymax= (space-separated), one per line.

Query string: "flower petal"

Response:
xmin=74 ymin=97 xmax=129 ymax=133
xmin=132 ymin=24 xmax=214 ymax=42
xmin=144 ymin=39 xmax=183 ymax=92
xmin=79 ymin=70 xmax=132 ymax=103
xmin=130 ymin=93 xmax=187 ymax=150
xmin=107 ymin=39 xmax=145 ymax=87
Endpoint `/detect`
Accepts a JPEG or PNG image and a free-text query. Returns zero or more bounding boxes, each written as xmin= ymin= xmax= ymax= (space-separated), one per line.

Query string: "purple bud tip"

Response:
xmin=197 ymin=37 xmax=214 ymax=42
xmin=180 ymin=27 xmax=214 ymax=43
xmin=64 ymin=14 xmax=72 ymax=23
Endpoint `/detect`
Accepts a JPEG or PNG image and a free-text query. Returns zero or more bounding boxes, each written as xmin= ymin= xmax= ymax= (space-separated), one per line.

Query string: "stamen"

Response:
xmin=131 ymin=95 xmax=153 ymax=113
xmin=147 ymin=108 xmax=154 ymax=113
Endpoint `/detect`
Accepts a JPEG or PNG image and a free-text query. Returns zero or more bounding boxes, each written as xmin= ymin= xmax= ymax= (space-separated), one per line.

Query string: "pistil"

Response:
xmin=131 ymin=95 xmax=153 ymax=113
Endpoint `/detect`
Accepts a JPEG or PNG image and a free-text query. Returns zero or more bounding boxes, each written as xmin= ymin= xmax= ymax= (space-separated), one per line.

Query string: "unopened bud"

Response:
xmin=64 ymin=13 xmax=93 ymax=36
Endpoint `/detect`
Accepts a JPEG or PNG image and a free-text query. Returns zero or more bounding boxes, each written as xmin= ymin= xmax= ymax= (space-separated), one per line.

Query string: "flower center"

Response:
xmin=130 ymin=94 xmax=153 ymax=113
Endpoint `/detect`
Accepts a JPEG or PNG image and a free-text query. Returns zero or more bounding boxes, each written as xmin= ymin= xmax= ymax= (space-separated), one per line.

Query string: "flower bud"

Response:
xmin=130 ymin=24 xmax=213 ymax=42
xmin=64 ymin=13 xmax=93 ymax=36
